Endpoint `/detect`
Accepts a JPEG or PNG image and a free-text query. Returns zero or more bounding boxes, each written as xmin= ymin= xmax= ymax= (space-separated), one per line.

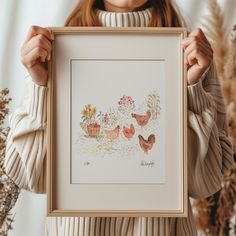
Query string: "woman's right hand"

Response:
xmin=21 ymin=26 xmax=54 ymax=86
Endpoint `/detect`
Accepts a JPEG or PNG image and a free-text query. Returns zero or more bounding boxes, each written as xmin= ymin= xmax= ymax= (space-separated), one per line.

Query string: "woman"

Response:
xmin=4 ymin=0 xmax=234 ymax=235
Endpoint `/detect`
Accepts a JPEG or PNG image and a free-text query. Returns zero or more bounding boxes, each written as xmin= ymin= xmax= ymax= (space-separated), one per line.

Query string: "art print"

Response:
xmin=71 ymin=59 xmax=166 ymax=184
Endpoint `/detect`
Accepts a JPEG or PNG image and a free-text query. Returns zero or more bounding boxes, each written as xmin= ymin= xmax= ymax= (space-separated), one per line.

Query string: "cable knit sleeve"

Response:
xmin=187 ymin=61 xmax=234 ymax=199
xmin=4 ymin=76 xmax=47 ymax=194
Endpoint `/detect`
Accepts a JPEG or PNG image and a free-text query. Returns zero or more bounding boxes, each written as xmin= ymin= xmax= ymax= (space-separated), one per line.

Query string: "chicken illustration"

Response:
xmin=123 ymin=124 xmax=135 ymax=140
xmin=138 ymin=134 xmax=155 ymax=154
xmin=131 ymin=110 xmax=151 ymax=127
xmin=105 ymin=125 xmax=120 ymax=140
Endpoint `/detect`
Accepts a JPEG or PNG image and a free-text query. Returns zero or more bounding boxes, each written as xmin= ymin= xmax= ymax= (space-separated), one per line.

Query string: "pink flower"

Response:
xmin=102 ymin=113 xmax=109 ymax=124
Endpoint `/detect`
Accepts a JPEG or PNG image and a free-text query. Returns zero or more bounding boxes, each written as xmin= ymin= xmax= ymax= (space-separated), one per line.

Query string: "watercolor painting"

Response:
xmin=70 ymin=60 xmax=166 ymax=184
xmin=78 ymin=92 xmax=160 ymax=156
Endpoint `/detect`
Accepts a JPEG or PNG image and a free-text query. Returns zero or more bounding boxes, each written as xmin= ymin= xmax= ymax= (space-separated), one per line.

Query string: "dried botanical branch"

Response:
xmin=0 ymin=88 xmax=20 ymax=235
xmin=216 ymin=163 xmax=236 ymax=233
xmin=193 ymin=196 xmax=215 ymax=235
xmin=194 ymin=1 xmax=236 ymax=235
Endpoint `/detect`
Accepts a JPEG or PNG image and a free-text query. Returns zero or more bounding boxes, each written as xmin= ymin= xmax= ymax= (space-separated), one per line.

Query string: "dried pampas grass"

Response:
xmin=225 ymin=30 xmax=236 ymax=153
xmin=224 ymin=30 xmax=236 ymax=104
xmin=193 ymin=0 xmax=236 ymax=235
xmin=202 ymin=0 xmax=236 ymax=153
xmin=202 ymin=0 xmax=228 ymax=81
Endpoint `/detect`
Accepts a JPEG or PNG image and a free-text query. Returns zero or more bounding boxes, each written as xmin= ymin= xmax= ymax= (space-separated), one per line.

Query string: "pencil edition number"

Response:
xmin=84 ymin=161 xmax=90 ymax=166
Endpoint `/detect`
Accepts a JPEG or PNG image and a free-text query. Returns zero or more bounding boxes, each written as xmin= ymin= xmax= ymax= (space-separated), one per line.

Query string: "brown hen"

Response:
xmin=138 ymin=134 xmax=155 ymax=154
xmin=105 ymin=125 xmax=120 ymax=140
xmin=123 ymin=124 xmax=135 ymax=140
xmin=131 ymin=110 xmax=151 ymax=127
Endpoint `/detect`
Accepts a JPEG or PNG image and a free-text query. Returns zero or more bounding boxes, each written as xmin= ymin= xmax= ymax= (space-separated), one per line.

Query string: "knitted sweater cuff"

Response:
xmin=27 ymin=80 xmax=48 ymax=126
xmin=187 ymin=66 xmax=212 ymax=114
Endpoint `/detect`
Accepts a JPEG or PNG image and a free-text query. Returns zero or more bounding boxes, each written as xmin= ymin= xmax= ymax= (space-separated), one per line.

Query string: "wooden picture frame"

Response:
xmin=47 ymin=27 xmax=188 ymax=217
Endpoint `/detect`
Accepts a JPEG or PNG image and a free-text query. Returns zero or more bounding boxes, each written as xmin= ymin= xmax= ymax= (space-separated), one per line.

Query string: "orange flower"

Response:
xmin=91 ymin=106 xmax=96 ymax=116
xmin=81 ymin=104 xmax=96 ymax=118
xmin=81 ymin=107 xmax=89 ymax=117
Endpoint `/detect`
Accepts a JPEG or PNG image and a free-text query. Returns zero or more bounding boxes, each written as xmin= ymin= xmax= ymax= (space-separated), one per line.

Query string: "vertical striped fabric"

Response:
xmin=96 ymin=7 xmax=152 ymax=27
xmin=4 ymin=7 xmax=234 ymax=236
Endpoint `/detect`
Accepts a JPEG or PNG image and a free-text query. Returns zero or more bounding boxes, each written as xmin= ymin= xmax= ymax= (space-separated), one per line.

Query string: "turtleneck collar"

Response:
xmin=95 ymin=7 xmax=152 ymax=27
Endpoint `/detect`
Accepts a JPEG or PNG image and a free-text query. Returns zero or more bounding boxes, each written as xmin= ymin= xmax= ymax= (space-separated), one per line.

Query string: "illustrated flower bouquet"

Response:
xmin=147 ymin=91 xmax=161 ymax=120
xmin=80 ymin=104 xmax=100 ymax=138
xmin=118 ymin=95 xmax=135 ymax=115
xmin=97 ymin=108 xmax=119 ymax=129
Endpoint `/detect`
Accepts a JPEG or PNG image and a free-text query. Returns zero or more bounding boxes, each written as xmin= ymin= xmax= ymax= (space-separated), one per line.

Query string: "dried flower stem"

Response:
xmin=195 ymin=1 xmax=236 ymax=235
xmin=0 ymin=88 xmax=20 ymax=234
xmin=203 ymin=0 xmax=228 ymax=82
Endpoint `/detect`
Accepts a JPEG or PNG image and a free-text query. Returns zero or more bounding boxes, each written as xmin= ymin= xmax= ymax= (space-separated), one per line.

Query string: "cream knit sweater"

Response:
xmin=4 ymin=7 xmax=234 ymax=236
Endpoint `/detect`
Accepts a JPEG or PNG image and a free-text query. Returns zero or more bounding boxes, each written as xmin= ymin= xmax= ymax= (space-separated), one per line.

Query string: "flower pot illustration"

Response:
xmin=87 ymin=123 xmax=101 ymax=137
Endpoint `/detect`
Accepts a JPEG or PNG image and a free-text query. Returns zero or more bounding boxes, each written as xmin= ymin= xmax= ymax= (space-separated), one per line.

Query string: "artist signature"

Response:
xmin=140 ymin=160 xmax=155 ymax=167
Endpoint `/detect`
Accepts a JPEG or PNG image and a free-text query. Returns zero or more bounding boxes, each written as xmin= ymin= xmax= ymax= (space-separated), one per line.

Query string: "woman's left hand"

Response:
xmin=182 ymin=28 xmax=213 ymax=85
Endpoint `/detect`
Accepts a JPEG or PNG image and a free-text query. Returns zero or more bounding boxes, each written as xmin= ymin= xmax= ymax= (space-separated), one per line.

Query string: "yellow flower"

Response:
xmin=81 ymin=104 xmax=96 ymax=118
xmin=81 ymin=108 xmax=89 ymax=117
xmin=91 ymin=107 xmax=96 ymax=116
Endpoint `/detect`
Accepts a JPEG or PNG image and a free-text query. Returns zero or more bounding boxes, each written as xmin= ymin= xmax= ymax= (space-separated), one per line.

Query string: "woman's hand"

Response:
xmin=182 ymin=28 xmax=213 ymax=85
xmin=21 ymin=26 xmax=54 ymax=86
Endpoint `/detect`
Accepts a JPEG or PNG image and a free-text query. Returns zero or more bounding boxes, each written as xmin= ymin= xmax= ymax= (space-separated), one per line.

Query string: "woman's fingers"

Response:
xmin=182 ymin=28 xmax=213 ymax=84
xmin=182 ymin=28 xmax=213 ymax=68
xmin=182 ymin=36 xmax=213 ymax=55
xmin=188 ymin=28 xmax=210 ymax=46
xmin=21 ymin=34 xmax=52 ymax=60
xmin=20 ymin=25 xmax=53 ymax=86
xmin=182 ymin=37 xmax=213 ymax=65
xmin=182 ymin=28 xmax=212 ymax=51
xmin=21 ymin=26 xmax=54 ymax=69
xmin=24 ymin=25 xmax=54 ymax=44
xmin=21 ymin=47 xmax=48 ymax=68
xmin=187 ymin=49 xmax=211 ymax=68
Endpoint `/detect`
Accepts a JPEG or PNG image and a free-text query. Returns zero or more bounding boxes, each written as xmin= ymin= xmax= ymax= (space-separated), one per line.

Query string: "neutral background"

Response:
xmin=0 ymin=0 xmax=235 ymax=235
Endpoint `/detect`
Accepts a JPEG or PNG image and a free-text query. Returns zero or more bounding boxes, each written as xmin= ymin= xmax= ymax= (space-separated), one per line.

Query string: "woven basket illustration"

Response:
xmin=87 ymin=123 xmax=101 ymax=137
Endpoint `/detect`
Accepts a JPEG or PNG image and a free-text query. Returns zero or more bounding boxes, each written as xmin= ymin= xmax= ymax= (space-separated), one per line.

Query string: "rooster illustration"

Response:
xmin=104 ymin=125 xmax=120 ymax=140
xmin=123 ymin=124 xmax=135 ymax=140
xmin=138 ymin=134 xmax=155 ymax=154
xmin=131 ymin=110 xmax=151 ymax=127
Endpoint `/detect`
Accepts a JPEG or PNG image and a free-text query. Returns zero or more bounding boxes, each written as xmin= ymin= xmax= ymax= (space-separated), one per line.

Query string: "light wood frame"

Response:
xmin=47 ymin=27 xmax=188 ymax=217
